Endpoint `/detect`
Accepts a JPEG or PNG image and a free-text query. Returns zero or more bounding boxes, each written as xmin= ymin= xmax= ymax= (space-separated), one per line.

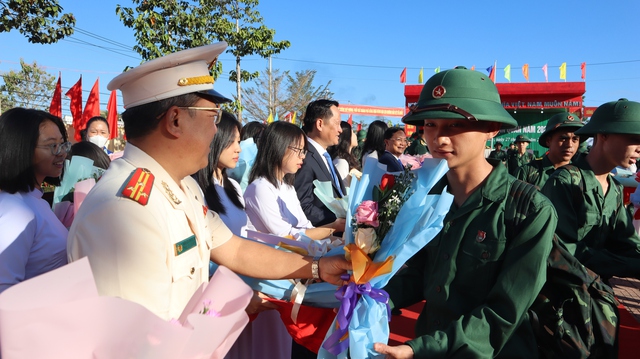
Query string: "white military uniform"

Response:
xmin=68 ymin=144 xmax=232 ymax=320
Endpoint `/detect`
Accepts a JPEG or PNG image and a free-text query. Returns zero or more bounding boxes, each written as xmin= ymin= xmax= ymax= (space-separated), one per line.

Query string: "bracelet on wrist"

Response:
xmin=311 ymin=256 xmax=321 ymax=280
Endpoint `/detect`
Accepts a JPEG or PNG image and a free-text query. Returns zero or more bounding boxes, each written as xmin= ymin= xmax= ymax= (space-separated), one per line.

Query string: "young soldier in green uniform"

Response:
xmin=507 ymin=135 xmax=535 ymax=175
xmin=488 ymin=141 xmax=507 ymax=163
xmin=515 ymin=112 xmax=584 ymax=188
xmin=406 ymin=128 xmax=429 ymax=155
xmin=541 ymin=99 xmax=640 ymax=280
xmin=374 ymin=67 xmax=556 ymax=359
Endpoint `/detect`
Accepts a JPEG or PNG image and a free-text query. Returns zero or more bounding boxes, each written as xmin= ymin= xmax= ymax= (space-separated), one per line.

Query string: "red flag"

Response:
xmin=65 ymin=76 xmax=83 ymax=141
xmin=83 ymin=78 xmax=101 ymax=125
xmin=49 ymin=73 xmax=62 ymax=117
xmin=400 ymin=68 xmax=407 ymax=83
xmin=347 ymin=114 xmax=353 ymax=125
xmin=357 ymin=123 xmax=362 ymax=132
xmin=106 ymin=90 xmax=118 ymax=140
xmin=581 ymin=62 xmax=586 ymax=80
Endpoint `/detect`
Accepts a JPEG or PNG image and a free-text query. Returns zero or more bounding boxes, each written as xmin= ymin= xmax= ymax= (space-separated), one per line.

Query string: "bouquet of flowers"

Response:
xmin=0 ymin=258 xmax=253 ymax=359
xmin=398 ymin=153 xmax=432 ymax=170
xmin=318 ymin=157 xmax=454 ymax=359
xmin=351 ymin=168 xmax=415 ymax=258
xmin=52 ymin=155 xmax=106 ymax=227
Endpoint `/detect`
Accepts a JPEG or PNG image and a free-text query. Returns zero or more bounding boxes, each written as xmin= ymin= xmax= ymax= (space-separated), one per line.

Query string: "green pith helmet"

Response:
xmin=576 ymin=98 xmax=640 ymax=136
xmin=514 ymin=135 xmax=531 ymax=143
xmin=539 ymin=112 xmax=585 ymax=148
xmin=402 ymin=66 xmax=517 ymax=128
xmin=357 ymin=130 xmax=367 ymax=141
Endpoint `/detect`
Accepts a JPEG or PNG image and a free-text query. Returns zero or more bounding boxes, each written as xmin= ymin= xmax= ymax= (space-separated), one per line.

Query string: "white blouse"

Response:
xmin=0 ymin=189 xmax=68 ymax=293
xmin=333 ymin=158 xmax=349 ymax=181
xmin=244 ymin=177 xmax=314 ymax=237
xmin=213 ymin=177 xmax=254 ymax=237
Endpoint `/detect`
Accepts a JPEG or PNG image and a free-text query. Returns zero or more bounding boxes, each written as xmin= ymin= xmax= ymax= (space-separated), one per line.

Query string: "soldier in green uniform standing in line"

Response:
xmin=542 ymin=99 xmax=640 ymax=281
xmin=374 ymin=67 xmax=556 ymax=359
xmin=488 ymin=141 xmax=507 ymax=163
xmin=515 ymin=112 xmax=584 ymax=189
xmin=507 ymin=134 xmax=535 ymax=175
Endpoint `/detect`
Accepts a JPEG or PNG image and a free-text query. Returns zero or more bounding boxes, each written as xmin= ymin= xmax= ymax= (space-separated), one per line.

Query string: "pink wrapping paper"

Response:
xmin=0 ymin=258 xmax=252 ymax=359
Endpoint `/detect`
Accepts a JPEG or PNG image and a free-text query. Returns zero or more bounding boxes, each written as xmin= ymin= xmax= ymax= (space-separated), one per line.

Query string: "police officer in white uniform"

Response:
xmin=67 ymin=42 xmax=350 ymax=320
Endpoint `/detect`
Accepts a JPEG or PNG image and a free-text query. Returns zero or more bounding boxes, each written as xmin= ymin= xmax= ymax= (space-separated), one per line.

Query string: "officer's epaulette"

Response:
xmin=121 ymin=168 xmax=154 ymax=205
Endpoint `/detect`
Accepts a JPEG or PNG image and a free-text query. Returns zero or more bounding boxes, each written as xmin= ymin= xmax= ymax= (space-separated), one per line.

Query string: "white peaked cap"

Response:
xmin=107 ymin=42 xmax=230 ymax=108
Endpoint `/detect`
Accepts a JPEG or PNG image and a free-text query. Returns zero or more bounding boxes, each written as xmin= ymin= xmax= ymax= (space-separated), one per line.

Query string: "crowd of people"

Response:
xmin=1 ymin=42 xmax=640 ymax=359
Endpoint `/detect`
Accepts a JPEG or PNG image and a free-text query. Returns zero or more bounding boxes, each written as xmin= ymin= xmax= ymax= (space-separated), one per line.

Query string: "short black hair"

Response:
xmin=195 ymin=111 xmax=244 ymax=215
xmin=384 ymin=126 xmax=405 ymax=140
xmin=0 ymin=108 xmax=68 ymax=193
xmin=68 ymin=141 xmax=111 ymax=170
xmin=83 ymin=116 xmax=110 ymax=141
xmin=249 ymin=121 xmax=307 ymax=188
xmin=301 ymin=99 xmax=339 ymax=133
xmin=121 ymin=93 xmax=202 ymax=140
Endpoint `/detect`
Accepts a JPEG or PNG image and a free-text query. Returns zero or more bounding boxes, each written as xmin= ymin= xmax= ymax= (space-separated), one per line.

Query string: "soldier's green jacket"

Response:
xmin=514 ymin=155 xmax=556 ymax=189
xmin=384 ymin=162 xmax=556 ymax=358
xmin=541 ymin=153 xmax=640 ymax=278
xmin=507 ymin=151 xmax=535 ymax=176
xmin=488 ymin=149 xmax=507 ymax=162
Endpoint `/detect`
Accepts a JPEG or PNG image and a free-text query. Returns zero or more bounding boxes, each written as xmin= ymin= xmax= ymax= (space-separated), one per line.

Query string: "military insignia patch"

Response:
xmin=161 ymin=181 xmax=182 ymax=205
xmin=432 ymin=85 xmax=446 ymax=99
xmin=121 ymin=168 xmax=154 ymax=205
xmin=566 ymin=114 xmax=575 ymax=122
xmin=174 ymin=235 xmax=197 ymax=256
xmin=476 ymin=230 xmax=486 ymax=242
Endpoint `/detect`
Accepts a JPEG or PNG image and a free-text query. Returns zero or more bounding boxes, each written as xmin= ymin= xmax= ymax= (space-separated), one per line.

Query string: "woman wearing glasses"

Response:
xmin=0 ymin=108 xmax=70 ymax=293
xmin=244 ymin=122 xmax=342 ymax=240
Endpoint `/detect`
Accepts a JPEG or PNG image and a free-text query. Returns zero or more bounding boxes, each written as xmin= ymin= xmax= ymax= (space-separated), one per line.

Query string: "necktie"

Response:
xmin=322 ymin=152 xmax=344 ymax=197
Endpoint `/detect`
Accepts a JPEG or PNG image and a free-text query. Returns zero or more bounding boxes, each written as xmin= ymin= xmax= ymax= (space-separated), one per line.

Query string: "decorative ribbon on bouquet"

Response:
xmin=322 ymin=243 xmax=394 ymax=355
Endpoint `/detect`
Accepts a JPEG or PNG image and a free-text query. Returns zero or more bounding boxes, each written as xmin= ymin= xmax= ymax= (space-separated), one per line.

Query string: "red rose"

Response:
xmin=380 ymin=174 xmax=395 ymax=191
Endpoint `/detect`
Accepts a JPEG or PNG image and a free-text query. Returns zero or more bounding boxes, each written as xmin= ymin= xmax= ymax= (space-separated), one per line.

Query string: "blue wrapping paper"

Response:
xmin=318 ymin=158 xmax=453 ymax=358
xmin=227 ymin=138 xmax=258 ymax=192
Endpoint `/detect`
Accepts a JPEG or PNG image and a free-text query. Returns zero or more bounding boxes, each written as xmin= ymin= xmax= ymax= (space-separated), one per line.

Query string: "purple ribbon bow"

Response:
xmin=322 ymin=274 xmax=391 ymax=355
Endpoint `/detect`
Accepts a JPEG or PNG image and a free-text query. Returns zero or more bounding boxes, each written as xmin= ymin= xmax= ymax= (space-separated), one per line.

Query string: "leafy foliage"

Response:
xmin=242 ymin=68 xmax=332 ymax=123
xmin=0 ymin=59 xmax=56 ymax=110
xmin=0 ymin=0 xmax=75 ymax=43
xmin=116 ymin=0 xmax=290 ymax=121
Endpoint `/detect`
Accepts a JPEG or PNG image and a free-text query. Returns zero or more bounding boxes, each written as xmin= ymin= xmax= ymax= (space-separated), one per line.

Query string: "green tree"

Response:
xmin=242 ymin=68 xmax=332 ymax=123
xmin=116 ymin=0 xmax=290 ymax=122
xmin=0 ymin=0 xmax=75 ymax=43
xmin=0 ymin=59 xmax=56 ymax=111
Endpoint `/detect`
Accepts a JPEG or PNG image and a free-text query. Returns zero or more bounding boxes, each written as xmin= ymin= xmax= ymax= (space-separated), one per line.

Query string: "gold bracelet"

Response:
xmin=312 ymin=256 xmax=321 ymax=280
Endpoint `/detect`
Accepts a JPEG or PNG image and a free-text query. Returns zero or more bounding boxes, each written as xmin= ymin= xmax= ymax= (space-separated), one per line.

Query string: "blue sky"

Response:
xmin=2 ymin=0 xmax=640 ymax=125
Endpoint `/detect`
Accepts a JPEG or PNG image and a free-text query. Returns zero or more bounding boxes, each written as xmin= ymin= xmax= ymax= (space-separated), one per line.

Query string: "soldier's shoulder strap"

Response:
xmin=121 ymin=168 xmax=154 ymax=205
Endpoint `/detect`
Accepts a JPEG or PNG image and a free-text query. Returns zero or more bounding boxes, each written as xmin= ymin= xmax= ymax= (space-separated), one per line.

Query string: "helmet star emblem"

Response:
xmin=432 ymin=85 xmax=446 ymax=99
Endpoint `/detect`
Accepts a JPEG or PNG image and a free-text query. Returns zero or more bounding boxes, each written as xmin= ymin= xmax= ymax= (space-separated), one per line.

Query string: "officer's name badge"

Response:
xmin=175 ymin=235 xmax=197 ymax=256
xmin=121 ymin=168 xmax=154 ymax=205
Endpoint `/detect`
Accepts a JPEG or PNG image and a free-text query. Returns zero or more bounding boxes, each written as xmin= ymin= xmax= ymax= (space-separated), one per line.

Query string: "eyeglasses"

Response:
xmin=288 ymin=146 xmax=308 ymax=158
xmin=179 ymin=106 xmax=222 ymax=124
xmin=36 ymin=141 xmax=71 ymax=156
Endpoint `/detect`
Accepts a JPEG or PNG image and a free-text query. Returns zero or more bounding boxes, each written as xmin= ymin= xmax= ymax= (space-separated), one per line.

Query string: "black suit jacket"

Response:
xmin=294 ymin=143 xmax=346 ymax=227
xmin=378 ymin=151 xmax=404 ymax=172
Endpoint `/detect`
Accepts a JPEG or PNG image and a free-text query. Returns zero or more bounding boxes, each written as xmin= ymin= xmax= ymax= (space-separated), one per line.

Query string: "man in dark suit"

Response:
xmin=294 ymin=99 xmax=347 ymax=228
xmin=379 ymin=126 xmax=407 ymax=172
xmin=292 ymin=99 xmax=347 ymax=358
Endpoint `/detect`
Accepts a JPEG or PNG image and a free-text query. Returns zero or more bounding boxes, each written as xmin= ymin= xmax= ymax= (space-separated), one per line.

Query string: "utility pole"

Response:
xmin=268 ymin=56 xmax=273 ymax=118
